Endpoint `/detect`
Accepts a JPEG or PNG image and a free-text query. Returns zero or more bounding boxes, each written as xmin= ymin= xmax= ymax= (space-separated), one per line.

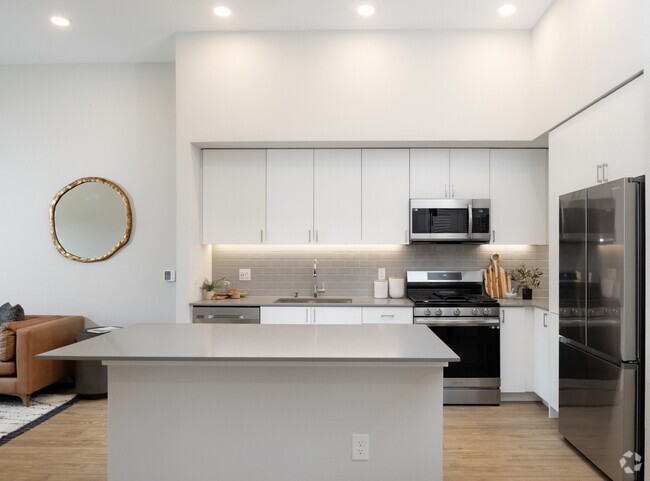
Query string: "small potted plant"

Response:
xmin=200 ymin=279 xmax=218 ymax=300
xmin=510 ymin=263 xmax=542 ymax=300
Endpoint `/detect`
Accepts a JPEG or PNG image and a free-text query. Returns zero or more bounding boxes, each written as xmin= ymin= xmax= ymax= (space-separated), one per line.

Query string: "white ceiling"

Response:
xmin=1 ymin=0 xmax=555 ymax=64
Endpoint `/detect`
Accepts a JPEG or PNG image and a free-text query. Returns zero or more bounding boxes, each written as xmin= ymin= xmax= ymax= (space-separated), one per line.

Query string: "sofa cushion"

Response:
xmin=0 ymin=303 xmax=25 ymax=323
xmin=0 ymin=360 xmax=16 ymax=376
xmin=0 ymin=317 xmax=56 ymax=362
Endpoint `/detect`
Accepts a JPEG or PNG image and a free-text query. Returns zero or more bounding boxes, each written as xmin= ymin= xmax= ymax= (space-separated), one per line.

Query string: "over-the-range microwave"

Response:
xmin=410 ymin=199 xmax=491 ymax=243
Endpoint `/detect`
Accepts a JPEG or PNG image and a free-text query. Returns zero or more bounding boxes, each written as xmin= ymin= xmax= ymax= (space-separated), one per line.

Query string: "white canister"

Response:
xmin=389 ymin=276 xmax=405 ymax=298
xmin=374 ymin=280 xmax=388 ymax=299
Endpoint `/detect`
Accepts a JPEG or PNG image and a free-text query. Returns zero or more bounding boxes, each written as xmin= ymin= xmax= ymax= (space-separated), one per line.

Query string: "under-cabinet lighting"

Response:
xmin=498 ymin=4 xmax=517 ymax=16
xmin=357 ymin=5 xmax=375 ymax=16
xmin=214 ymin=6 xmax=232 ymax=17
xmin=50 ymin=16 xmax=70 ymax=27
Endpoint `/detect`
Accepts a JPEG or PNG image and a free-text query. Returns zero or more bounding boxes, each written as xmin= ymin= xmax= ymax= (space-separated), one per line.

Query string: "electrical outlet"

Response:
xmin=352 ymin=434 xmax=369 ymax=461
xmin=378 ymin=268 xmax=386 ymax=280
xmin=239 ymin=269 xmax=251 ymax=281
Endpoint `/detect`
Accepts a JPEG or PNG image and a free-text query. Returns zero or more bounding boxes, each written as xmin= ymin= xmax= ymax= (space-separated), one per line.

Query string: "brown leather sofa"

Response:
xmin=0 ymin=315 xmax=83 ymax=405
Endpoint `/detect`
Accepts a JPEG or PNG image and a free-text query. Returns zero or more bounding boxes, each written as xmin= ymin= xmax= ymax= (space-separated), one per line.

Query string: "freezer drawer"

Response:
xmin=559 ymin=340 xmax=638 ymax=481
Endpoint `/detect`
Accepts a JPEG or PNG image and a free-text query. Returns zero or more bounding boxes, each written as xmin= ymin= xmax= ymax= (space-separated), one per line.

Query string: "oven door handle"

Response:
xmin=467 ymin=202 xmax=473 ymax=239
xmin=415 ymin=318 xmax=500 ymax=327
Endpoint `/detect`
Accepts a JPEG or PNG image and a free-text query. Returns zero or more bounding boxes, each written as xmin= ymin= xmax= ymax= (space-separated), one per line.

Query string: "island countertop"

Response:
xmin=38 ymin=323 xmax=459 ymax=363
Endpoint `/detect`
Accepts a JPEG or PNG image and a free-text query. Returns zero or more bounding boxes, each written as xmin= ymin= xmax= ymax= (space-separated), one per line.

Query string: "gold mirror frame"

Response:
xmin=49 ymin=177 xmax=133 ymax=263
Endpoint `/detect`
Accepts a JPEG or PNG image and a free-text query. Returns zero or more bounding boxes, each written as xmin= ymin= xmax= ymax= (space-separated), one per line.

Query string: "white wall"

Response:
xmin=0 ymin=63 xmax=176 ymax=326
xmin=531 ymin=0 xmax=644 ymax=135
xmin=176 ymin=31 xmax=534 ymax=143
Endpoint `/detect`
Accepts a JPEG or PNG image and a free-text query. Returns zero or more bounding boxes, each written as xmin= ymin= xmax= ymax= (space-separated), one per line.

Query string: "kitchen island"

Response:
xmin=39 ymin=323 xmax=458 ymax=481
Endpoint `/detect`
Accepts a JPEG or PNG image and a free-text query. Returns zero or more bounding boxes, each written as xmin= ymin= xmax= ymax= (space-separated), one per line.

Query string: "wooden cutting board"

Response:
xmin=484 ymin=253 xmax=511 ymax=299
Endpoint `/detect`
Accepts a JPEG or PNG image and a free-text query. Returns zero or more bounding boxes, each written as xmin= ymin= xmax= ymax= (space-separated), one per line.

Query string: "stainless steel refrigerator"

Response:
xmin=559 ymin=176 xmax=645 ymax=481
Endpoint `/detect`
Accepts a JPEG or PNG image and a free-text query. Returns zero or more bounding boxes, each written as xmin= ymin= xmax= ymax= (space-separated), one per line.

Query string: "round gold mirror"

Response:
xmin=50 ymin=177 xmax=132 ymax=263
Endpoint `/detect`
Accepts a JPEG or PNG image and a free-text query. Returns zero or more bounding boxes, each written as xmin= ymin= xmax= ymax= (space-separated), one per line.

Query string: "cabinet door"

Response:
xmin=489 ymin=149 xmax=548 ymax=245
xmin=313 ymin=149 xmax=362 ymax=244
xmin=449 ymin=149 xmax=490 ymax=199
xmin=547 ymin=312 xmax=559 ymax=412
xmin=260 ymin=307 xmax=310 ymax=324
xmin=313 ymin=307 xmax=362 ymax=325
xmin=500 ymin=308 xmax=531 ymax=393
xmin=533 ymin=308 xmax=550 ymax=402
xmin=266 ymin=149 xmax=314 ymax=244
xmin=362 ymin=307 xmax=413 ymax=324
xmin=203 ymin=150 xmax=266 ymax=244
xmin=361 ymin=149 xmax=410 ymax=244
xmin=409 ymin=149 xmax=450 ymax=198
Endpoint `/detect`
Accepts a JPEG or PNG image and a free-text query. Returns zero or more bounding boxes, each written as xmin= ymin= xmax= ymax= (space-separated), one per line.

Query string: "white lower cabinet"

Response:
xmin=260 ymin=306 xmax=362 ymax=325
xmin=533 ymin=308 xmax=559 ymax=412
xmin=362 ymin=307 xmax=413 ymax=324
xmin=499 ymin=308 xmax=533 ymax=393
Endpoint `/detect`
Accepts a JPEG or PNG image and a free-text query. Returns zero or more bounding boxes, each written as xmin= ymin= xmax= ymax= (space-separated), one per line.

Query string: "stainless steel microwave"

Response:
xmin=410 ymin=199 xmax=491 ymax=243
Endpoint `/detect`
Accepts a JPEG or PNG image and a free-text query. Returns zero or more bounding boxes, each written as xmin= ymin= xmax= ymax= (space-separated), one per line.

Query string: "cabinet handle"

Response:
xmin=597 ymin=164 xmax=603 ymax=183
xmin=261 ymin=229 xmax=264 ymax=243
xmin=405 ymin=229 xmax=408 ymax=243
xmin=306 ymin=308 xmax=310 ymax=324
xmin=543 ymin=313 xmax=548 ymax=328
xmin=445 ymin=184 xmax=448 ymax=198
xmin=492 ymin=230 xmax=496 ymax=243
xmin=313 ymin=308 xmax=316 ymax=324
xmin=315 ymin=230 xmax=319 ymax=242
xmin=603 ymin=163 xmax=608 ymax=182
xmin=452 ymin=184 xmax=455 ymax=197
xmin=501 ymin=310 xmax=505 ymax=324
xmin=309 ymin=230 xmax=312 ymax=243
xmin=380 ymin=314 xmax=395 ymax=318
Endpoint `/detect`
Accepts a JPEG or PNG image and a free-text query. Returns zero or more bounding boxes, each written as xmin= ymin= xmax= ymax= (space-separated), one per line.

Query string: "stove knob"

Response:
xmin=453 ymin=308 xmax=461 ymax=317
xmin=471 ymin=308 xmax=479 ymax=316
xmin=424 ymin=308 xmax=431 ymax=317
xmin=483 ymin=308 xmax=491 ymax=315
xmin=435 ymin=309 xmax=443 ymax=316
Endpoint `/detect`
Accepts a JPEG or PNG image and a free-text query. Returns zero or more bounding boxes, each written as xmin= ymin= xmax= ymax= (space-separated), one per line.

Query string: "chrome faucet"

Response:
xmin=313 ymin=259 xmax=326 ymax=298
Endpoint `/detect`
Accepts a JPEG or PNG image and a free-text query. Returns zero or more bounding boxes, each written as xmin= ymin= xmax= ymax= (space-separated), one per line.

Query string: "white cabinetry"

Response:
xmin=533 ymin=308 xmax=558 ymax=413
xmin=362 ymin=307 xmax=413 ymax=324
xmin=266 ymin=149 xmax=314 ymax=244
xmin=449 ymin=149 xmax=490 ymax=199
xmin=260 ymin=306 xmax=362 ymax=325
xmin=499 ymin=308 xmax=533 ymax=393
xmin=489 ymin=149 xmax=548 ymax=245
xmin=548 ymin=77 xmax=645 ymax=314
xmin=313 ymin=149 xmax=362 ymax=244
xmin=362 ymin=149 xmax=410 ymax=244
xmin=202 ymin=149 xmax=266 ymax=244
xmin=409 ymin=149 xmax=490 ymax=199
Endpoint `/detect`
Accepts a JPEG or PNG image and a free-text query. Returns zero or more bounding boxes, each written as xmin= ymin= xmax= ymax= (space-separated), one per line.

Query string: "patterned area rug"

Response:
xmin=0 ymin=393 xmax=77 ymax=446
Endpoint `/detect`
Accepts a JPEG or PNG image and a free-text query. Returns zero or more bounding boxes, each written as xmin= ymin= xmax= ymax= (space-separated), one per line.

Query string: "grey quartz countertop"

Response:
xmin=38 ymin=323 xmax=458 ymax=363
xmin=190 ymin=296 xmax=414 ymax=308
xmin=498 ymin=298 xmax=549 ymax=310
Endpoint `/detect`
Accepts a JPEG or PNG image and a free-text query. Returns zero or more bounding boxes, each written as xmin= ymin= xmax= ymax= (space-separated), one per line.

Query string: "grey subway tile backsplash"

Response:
xmin=212 ymin=244 xmax=549 ymax=299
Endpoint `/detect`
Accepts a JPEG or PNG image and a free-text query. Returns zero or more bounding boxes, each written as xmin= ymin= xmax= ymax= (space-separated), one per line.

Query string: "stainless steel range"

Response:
xmin=407 ymin=270 xmax=501 ymax=405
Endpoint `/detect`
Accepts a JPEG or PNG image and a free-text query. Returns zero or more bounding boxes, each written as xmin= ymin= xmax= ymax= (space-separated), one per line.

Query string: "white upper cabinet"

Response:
xmin=409 ymin=149 xmax=450 ymax=198
xmin=313 ymin=149 xmax=362 ymax=244
xmin=449 ymin=149 xmax=490 ymax=199
xmin=203 ymin=149 xmax=266 ymax=244
xmin=489 ymin=149 xmax=548 ymax=245
xmin=266 ymin=149 xmax=314 ymax=244
xmin=361 ymin=149 xmax=410 ymax=244
xmin=410 ymin=149 xmax=489 ymax=199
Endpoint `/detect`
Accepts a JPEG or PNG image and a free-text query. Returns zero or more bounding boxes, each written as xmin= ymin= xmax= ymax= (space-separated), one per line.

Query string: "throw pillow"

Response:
xmin=0 ymin=303 xmax=25 ymax=323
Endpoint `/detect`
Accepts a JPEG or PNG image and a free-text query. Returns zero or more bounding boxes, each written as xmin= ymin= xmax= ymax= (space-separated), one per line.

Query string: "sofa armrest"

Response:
xmin=15 ymin=316 xmax=84 ymax=394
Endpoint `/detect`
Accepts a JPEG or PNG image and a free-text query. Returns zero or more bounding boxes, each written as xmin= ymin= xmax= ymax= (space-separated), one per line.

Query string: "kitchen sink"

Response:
xmin=274 ymin=298 xmax=353 ymax=304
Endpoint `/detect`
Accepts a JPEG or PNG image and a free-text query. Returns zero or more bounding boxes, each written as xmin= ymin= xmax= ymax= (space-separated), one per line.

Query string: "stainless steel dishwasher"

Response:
xmin=192 ymin=306 xmax=260 ymax=324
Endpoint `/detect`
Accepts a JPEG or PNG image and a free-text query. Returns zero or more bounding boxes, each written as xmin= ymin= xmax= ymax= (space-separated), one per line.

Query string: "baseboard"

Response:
xmin=501 ymin=392 xmax=541 ymax=402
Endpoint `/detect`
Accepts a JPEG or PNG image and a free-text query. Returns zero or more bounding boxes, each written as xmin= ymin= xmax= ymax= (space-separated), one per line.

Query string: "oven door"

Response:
xmin=419 ymin=317 xmax=500 ymax=403
xmin=410 ymin=199 xmax=490 ymax=242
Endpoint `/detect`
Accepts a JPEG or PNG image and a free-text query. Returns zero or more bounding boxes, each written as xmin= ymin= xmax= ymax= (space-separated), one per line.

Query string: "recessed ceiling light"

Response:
xmin=214 ymin=6 xmax=232 ymax=17
xmin=358 ymin=5 xmax=375 ymax=16
xmin=498 ymin=4 xmax=517 ymax=16
xmin=50 ymin=16 xmax=70 ymax=27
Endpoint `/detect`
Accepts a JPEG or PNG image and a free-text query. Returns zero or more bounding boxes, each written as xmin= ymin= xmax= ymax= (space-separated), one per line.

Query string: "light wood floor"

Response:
xmin=0 ymin=400 xmax=607 ymax=480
